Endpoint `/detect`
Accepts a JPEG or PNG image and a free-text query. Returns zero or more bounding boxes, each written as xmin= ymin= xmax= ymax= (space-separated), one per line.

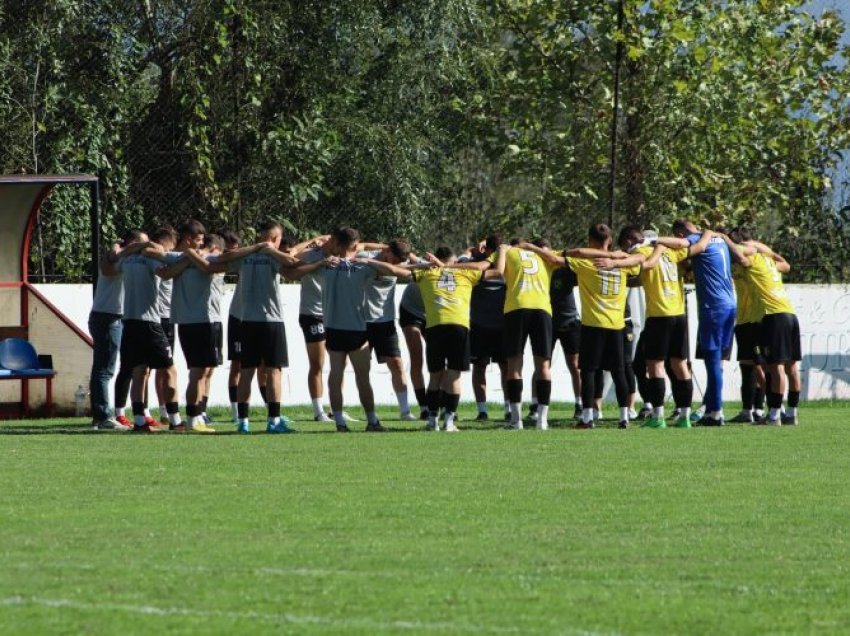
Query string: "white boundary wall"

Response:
xmin=35 ymin=283 xmax=850 ymax=409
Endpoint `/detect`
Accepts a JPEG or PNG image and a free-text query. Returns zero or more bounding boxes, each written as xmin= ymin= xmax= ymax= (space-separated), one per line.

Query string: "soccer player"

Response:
xmin=547 ymin=263 xmax=582 ymax=419
xmin=365 ymin=247 xmax=497 ymax=431
xmin=728 ymin=227 xmax=766 ymax=423
xmin=658 ymin=220 xmax=737 ymax=426
xmin=612 ymin=225 xmax=713 ymax=428
xmin=361 ymin=239 xmax=418 ymax=421
xmin=88 ymin=230 xmax=148 ymax=431
xmin=225 ymin=220 xmax=300 ymax=434
xmin=468 ymin=235 xmax=509 ymax=421
xmin=725 ymin=234 xmax=800 ymax=425
xmin=398 ymin=278 xmax=430 ymax=419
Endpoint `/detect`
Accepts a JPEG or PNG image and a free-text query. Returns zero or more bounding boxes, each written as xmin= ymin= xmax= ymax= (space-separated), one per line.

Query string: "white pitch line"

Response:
xmin=0 ymin=595 xmax=555 ymax=635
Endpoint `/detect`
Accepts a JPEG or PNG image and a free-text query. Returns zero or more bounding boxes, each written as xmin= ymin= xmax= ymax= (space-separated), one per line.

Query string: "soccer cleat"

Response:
xmin=671 ymin=408 xmax=681 ymax=419
xmin=202 ymin=413 xmax=212 ymax=424
xmin=536 ymin=420 xmax=549 ymax=431
xmin=526 ymin=410 xmax=539 ymax=422
xmin=267 ymin=421 xmax=296 ymax=434
xmin=690 ymin=409 xmax=705 ymax=423
xmin=637 ymin=406 xmax=652 ymax=419
xmin=672 ymin=417 xmax=692 ymax=429
xmin=237 ymin=421 xmax=251 ymax=434
xmin=642 ymin=417 xmax=667 ymax=429
xmin=341 ymin=411 xmax=360 ymax=422
xmin=628 ymin=408 xmax=638 ymax=420
xmin=132 ymin=423 xmax=162 ymax=433
xmin=115 ymin=414 xmax=133 ymax=427
xmin=189 ymin=422 xmax=216 ymax=434
xmin=781 ymin=413 xmax=798 ymax=426
xmin=475 ymin=411 xmax=489 ymax=421
xmin=169 ymin=423 xmax=187 ymax=432
xmin=365 ymin=421 xmax=387 ymax=432
xmin=504 ymin=420 xmax=523 ymax=430
xmin=575 ymin=421 xmax=595 ymax=429
xmin=336 ymin=424 xmax=351 ymax=432
xmin=729 ymin=410 xmax=754 ymax=424
xmin=400 ymin=412 xmax=418 ymax=422
xmin=92 ymin=418 xmax=130 ymax=431
xmin=699 ymin=415 xmax=725 ymax=427
xmin=314 ymin=412 xmax=333 ymax=423
xmin=618 ymin=420 xmax=629 ymax=429
xmin=159 ymin=416 xmax=170 ymax=427
xmin=445 ymin=422 xmax=460 ymax=433
xmin=426 ymin=419 xmax=439 ymax=432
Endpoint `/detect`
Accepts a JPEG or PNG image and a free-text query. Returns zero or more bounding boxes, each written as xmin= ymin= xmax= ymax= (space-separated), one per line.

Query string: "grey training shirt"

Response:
xmin=91 ymin=269 xmax=124 ymax=316
xmin=171 ymin=255 xmax=222 ymax=324
xmin=233 ymin=253 xmax=285 ymax=323
xmin=359 ymin=250 xmax=397 ymax=323
xmin=156 ymin=252 xmax=182 ymax=319
xmin=321 ymin=260 xmax=377 ymax=332
xmin=116 ymin=254 xmax=163 ymax=323
xmin=399 ymin=281 xmax=426 ymax=320
xmin=298 ymin=248 xmax=326 ymax=318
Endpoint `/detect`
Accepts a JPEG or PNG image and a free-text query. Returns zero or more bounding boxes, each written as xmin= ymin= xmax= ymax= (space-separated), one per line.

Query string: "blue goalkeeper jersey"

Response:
xmin=686 ymin=233 xmax=736 ymax=311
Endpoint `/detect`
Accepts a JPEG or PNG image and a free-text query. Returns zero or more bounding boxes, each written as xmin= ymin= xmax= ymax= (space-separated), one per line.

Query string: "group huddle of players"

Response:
xmin=86 ymin=217 xmax=801 ymax=433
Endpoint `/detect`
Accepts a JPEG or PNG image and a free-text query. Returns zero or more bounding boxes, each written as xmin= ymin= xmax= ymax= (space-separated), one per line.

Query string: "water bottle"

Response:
xmin=75 ymin=385 xmax=87 ymax=417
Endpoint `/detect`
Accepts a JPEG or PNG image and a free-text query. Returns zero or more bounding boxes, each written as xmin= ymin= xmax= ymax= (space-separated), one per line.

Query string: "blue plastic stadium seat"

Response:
xmin=0 ymin=338 xmax=44 ymax=371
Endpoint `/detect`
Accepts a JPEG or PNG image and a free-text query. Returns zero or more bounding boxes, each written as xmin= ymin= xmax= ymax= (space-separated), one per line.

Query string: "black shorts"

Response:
xmin=470 ymin=324 xmax=505 ymax=365
xmin=425 ymin=324 xmax=471 ymax=372
xmin=227 ymin=315 xmax=241 ymax=361
xmin=240 ymin=321 xmax=288 ymax=368
xmin=695 ymin=333 xmax=732 ymax=361
xmin=299 ymin=314 xmax=326 ymax=344
xmin=160 ymin=317 xmax=175 ymax=351
xmin=366 ymin=321 xmax=401 ymax=360
xmin=326 ymin=328 xmax=369 ymax=353
xmin=735 ymin=322 xmax=763 ymax=363
xmin=622 ymin=326 xmax=636 ymax=365
xmin=178 ymin=322 xmax=223 ymax=368
xmin=503 ymin=309 xmax=553 ymax=358
xmin=759 ymin=313 xmax=801 ymax=364
xmin=552 ymin=322 xmax=581 ymax=358
xmin=579 ymin=325 xmax=625 ymax=372
xmin=121 ymin=319 xmax=173 ymax=370
xmin=642 ymin=315 xmax=690 ymax=361
xmin=398 ymin=306 xmax=426 ymax=330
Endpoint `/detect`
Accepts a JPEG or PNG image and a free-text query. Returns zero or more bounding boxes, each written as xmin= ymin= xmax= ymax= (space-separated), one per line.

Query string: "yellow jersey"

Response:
xmin=566 ymin=256 xmax=641 ymax=329
xmin=503 ymin=247 xmax=560 ymax=314
xmin=744 ymin=253 xmax=795 ymax=316
xmin=413 ymin=267 xmax=483 ymax=328
xmin=635 ymin=245 xmax=689 ymax=317
xmin=732 ymin=261 xmax=763 ymax=324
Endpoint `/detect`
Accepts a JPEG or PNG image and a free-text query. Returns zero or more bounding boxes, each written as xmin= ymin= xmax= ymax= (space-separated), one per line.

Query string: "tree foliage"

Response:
xmin=0 ymin=0 xmax=848 ymax=281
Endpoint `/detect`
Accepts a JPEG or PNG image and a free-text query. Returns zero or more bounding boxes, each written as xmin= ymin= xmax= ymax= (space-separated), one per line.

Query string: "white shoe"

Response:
xmin=445 ymin=422 xmax=459 ymax=432
xmin=628 ymin=408 xmax=638 ymax=420
xmin=536 ymin=420 xmax=549 ymax=431
xmin=399 ymin=412 xmax=417 ymax=421
xmin=342 ymin=411 xmax=360 ymax=422
xmin=93 ymin=418 xmax=130 ymax=431
xmin=314 ymin=412 xmax=333 ymax=422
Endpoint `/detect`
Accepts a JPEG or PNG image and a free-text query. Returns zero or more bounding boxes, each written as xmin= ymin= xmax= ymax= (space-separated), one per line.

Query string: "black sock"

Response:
xmin=611 ymin=367 xmax=629 ymax=408
xmin=506 ymin=379 xmax=523 ymax=403
xmin=740 ymin=365 xmax=754 ymax=410
xmin=767 ymin=392 xmax=783 ymax=409
xmin=673 ymin=378 xmax=693 ymax=409
xmin=228 ymin=385 xmax=238 ymax=403
xmin=414 ymin=387 xmax=427 ymax=407
xmin=237 ymin=402 xmax=249 ymax=419
xmin=445 ymin=394 xmax=460 ymax=414
xmin=187 ymin=403 xmax=200 ymax=417
xmin=624 ymin=364 xmax=636 ymax=396
xmin=753 ymin=387 xmax=765 ymax=411
xmin=268 ymin=402 xmax=281 ymax=418
xmin=788 ymin=390 xmax=800 ymax=408
xmin=594 ymin=369 xmax=604 ymax=400
xmin=426 ymin=390 xmax=440 ymax=414
xmin=536 ymin=380 xmax=552 ymax=406
xmin=581 ymin=369 xmax=596 ymax=409
xmin=439 ymin=390 xmax=449 ymax=411
xmin=259 ymin=385 xmax=268 ymax=404
xmin=132 ymin=401 xmax=145 ymax=416
xmin=200 ymin=395 xmax=208 ymax=412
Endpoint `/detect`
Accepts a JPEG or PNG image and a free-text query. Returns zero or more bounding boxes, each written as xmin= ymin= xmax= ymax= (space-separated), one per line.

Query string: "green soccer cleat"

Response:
xmin=642 ymin=417 xmax=667 ymax=429
xmin=672 ymin=417 xmax=692 ymax=429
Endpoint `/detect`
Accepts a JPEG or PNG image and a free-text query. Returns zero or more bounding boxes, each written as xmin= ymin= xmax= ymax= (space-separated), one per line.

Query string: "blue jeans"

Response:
xmin=89 ymin=312 xmax=122 ymax=420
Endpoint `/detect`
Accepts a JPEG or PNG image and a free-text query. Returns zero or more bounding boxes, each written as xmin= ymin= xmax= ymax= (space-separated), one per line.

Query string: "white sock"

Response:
xmin=681 ymin=407 xmax=691 ymax=420
xmin=231 ymin=403 xmax=238 ymax=421
xmin=239 ymin=417 xmax=250 ymax=426
xmin=769 ymin=407 xmax=781 ymax=420
xmin=444 ymin=412 xmax=455 ymax=427
xmin=696 ymin=405 xmax=706 ymax=415
xmin=333 ymin=412 xmax=346 ymax=427
xmin=619 ymin=407 xmax=629 ymax=422
xmin=366 ymin=411 xmax=379 ymax=425
xmin=116 ymin=407 xmax=126 ymax=417
xmin=510 ymin=402 xmax=521 ymax=422
xmin=581 ymin=408 xmax=594 ymax=424
xmin=709 ymin=410 xmax=723 ymax=419
xmin=643 ymin=402 xmax=653 ymax=412
xmin=503 ymin=400 xmax=510 ymax=413
xmin=575 ymin=400 xmax=582 ymax=409
xmin=144 ymin=408 xmax=152 ymax=417
xmin=168 ymin=411 xmax=181 ymax=426
xmin=268 ymin=416 xmax=281 ymax=425
xmin=158 ymin=405 xmax=167 ymax=419
xmin=476 ymin=401 xmax=487 ymax=414
xmin=537 ymin=404 xmax=549 ymax=424
xmin=652 ymin=406 xmax=664 ymax=419
xmin=312 ymin=398 xmax=324 ymax=417
xmin=786 ymin=406 xmax=797 ymax=417
xmin=396 ymin=390 xmax=410 ymax=415
xmin=593 ymin=408 xmax=602 ymax=420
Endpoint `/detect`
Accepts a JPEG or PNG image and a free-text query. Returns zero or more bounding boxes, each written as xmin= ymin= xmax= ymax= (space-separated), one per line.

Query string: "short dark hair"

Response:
xmin=259 ymin=219 xmax=283 ymax=235
xmin=588 ymin=223 xmax=611 ymax=244
xmin=671 ymin=219 xmax=691 ymax=236
xmin=484 ymin=234 xmax=502 ymax=252
xmin=388 ymin=238 xmax=412 ymax=261
xmin=204 ymin=233 xmax=224 ymax=251
xmin=178 ymin=218 xmax=206 ymax=239
xmin=435 ymin=246 xmax=454 ymax=261
xmin=509 ymin=237 xmax=521 ymax=246
xmin=120 ymin=228 xmax=145 ymax=245
xmin=617 ymin=225 xmax=643 ymax=249
xmin=532 ymin=237 xmax=550 ymax=249
xmin=152 ymin=225 xmax=177 ymax=245
xmin=221 ymin=230 xmax=240 ymax=248
xmin=332 ymin=227 xmax=360 ymax=250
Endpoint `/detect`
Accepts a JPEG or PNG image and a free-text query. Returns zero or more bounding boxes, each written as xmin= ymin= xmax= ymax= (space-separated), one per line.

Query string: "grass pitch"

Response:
xmin=1 ymin=402 xmax=849 ymax=634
